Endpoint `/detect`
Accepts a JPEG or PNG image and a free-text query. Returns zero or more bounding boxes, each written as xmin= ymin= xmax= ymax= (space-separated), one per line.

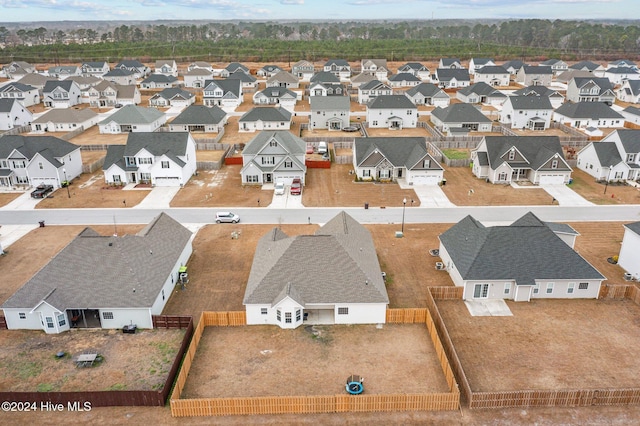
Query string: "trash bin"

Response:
xmin=364 ymin=202 xmax=369 ymax=210
xmin=39 ymin=220 xmax=45 ymax=228
xmin=441 ymin=179 xmax=447 ymax=186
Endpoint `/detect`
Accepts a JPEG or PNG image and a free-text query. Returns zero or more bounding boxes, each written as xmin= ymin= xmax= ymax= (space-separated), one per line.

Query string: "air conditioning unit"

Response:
xmin=624 ymin=273 xmax=633 ymax=281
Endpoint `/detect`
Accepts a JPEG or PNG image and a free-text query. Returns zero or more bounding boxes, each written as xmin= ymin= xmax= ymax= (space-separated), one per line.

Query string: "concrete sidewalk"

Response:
xmin=1 ymin=191 xmax=43 ymax=210
xmin=464 ymin=299 xmax=513 ymax=317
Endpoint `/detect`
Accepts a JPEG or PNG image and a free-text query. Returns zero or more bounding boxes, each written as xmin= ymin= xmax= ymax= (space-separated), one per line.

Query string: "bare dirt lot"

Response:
xmin=441 ymin=167 xmax=556 ymax=206
xmin=437 ymin=298 xmax=640 ymax=391
xmin=568 ymin=169 xmax=640 ymax=205
xmin=571 ymin=222 xmax=629 ymax=283
xmin=0 ymin=192 xmax=22 ymax=207
xmin=181 ymin=324 xmax=449 ymax=398
xmin=69 ymin=125 xmax=130 ymax=146
xmin=0 ymin=328 xmax=184 ymax=392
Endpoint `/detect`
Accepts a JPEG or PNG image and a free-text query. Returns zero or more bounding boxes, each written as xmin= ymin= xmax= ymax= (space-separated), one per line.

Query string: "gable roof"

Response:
xmin=310 ymin=96 xmax=350 ymax=111
xmin=311 ymin=71 xmax=341 ymax=84
xmin=2 ymin=213 xmax=192 ymax=311
xmin=388 ymin=73 xmax=421 ymax=82
xmin=16 ymin=73 xmax=49 ymax=87
xmin=436 ymin=68 xmax=470 ymax=82
xmin=203 ymin=78 xmax=241 ymax=98
xmin=267 ymin=70 xmax=298 ymax=84
xmin=482 ymin=136 xmax=569 ymax=171
xmin=0 ymin=82 xmax=37 ymax=93
xmin=432 ymin=103 xmax=491 ymax=123
xmin=554 ymin=102 xmax=623 ymax=119
xmin=0 ymin=135 xmax=78 ymax=167
xmin=571 ymin=77 xmax=614 ymax=93
xmin=612 ymin=129 xmax=640 ymax=154
xmin=228 ymin=70 xmax=257 ymax=83
xmin=513 ymin=85 xmax=562 ymax=98
xmin=104 ymin=68 xmax=135 ymax=77
xmin=501 ymin=60 xmax=525 ymax=71
xmin=243 ymin=211 xmax=388 ymax=306
xmin=506 ymin=95 xmax=553 ymax=110
xmin=169 ymin=105 xmax=227 ymax=125
xmin=592 ymin=141 xmax=623 ymax=167
xmin=42 ymin=80 xmax=77 ymax=93
xmin=569 ymin=61 xmax=603 ymax=71
xmin=458 ymin=82 xmax=502 ymax=97
xmin=99 ymin=105 xmax=165 ymax=125
xmin=225 ymin=62 xmax=249 ymax=73
xmin=440 ymin=58 xmax=461 ymax=67
xmin=439 ymin=212 xmax=603 ymax=284
xmin=32 ymin=108 xmax=98 ymax=124
xmin=243 ymin=131 xmax=306 ymax=156
xmin=116 ymin=60 xmax=146 ymax=68
xmin=257 ymin=86 xmax=297 ymax=99
xmin=0 ymin=98 xmax=23 ymax=112
xmin=350 ymin=73 xmax=376 ymax=85
xmin=368 ymin=95 xmax=416 ymax=110
xmin=406 ymin=83 xmax=445 ymax=98
xmin=521 ymin=65 xmax=553 ymax=75
xmin=152 ymin=87 xmax=194 ymax=101
xmin=325 ymin=59 xmax=350 ymax=67
xmin=360 ymin=79 xmax=391 ymax=91
xmin=239 ymin=107 xmax=291 ymax=123
xmin=354 ymin=137 xmax=441 ymax=170
xmin=475 ymin=65 xmax=508 ymax=75
xmin=142 ymin=74 xmax=178 ymax=84
xmin=624 ymin=222 xmax=640 ymax=236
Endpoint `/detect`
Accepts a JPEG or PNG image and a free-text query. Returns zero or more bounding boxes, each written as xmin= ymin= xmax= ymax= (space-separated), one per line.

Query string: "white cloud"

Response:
xmin=281 ymin=0 xmax=304 ymax=4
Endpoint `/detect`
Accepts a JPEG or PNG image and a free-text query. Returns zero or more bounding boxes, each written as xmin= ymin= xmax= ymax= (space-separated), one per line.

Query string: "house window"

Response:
xmin=269 ymin=140 xmax=278 ymax=147
xmin=19 ymin=312 xmax=26 ymax=319
xmin=379 ymin=169 xmax=390 ymax=179
xmin=161 ymin=161 xmax=169 ymax=169
xmin=407 ymin=110 xmax=413 ymax=115
xmin=546 ymin=282 xmax=554 ymax=294
xmin=551 ymin=160 xmax=558 ymax=169
xmin=38 ymin=162 xmax=43 ymax=169
xmin=261 ymin=308 xmax=268 ymax=315
xmin=46 ymin=317 xmax=54 ymax=328
xmin=58 ymin=314 xmax=66 ymax=327
xmin=140 ymin=173 xmax=151 ymax=182
xmin=285 ymin=312 xmax=292 ymax=323
xmin=423 ymin=159 xmax=431 ymax=168
xmin=338 ymin=307 xmax=349 ymax=315
xmin=276 ymin=310 xmax=281 ymax=322
xmin=504 ymin=283 xmax=511 ymax=295
xmin=533 ymin=283 xmax=540 ymax=294
xmin=261 ymin=157 xmax=275 ymax=165
xmin=246 ymin=175 xmax=259 ymax=183
xmin=138 ymin=157 xmax=152 ymax=165
xmin=578 ymin=282 xmax=589 ymax=290
xmin=16 ymin=176 xmax=29 ymax=184
xmin=628 ymin=154 xmax=635 ymax=162
xmin=508 ymin=150 xmax=515 ymax=161
xmin=372 ymin=121 xmax=378 ymax=126
xmin=102 ymin=311 xmax=114 ymax=320
xmin=296 ymin=309 xmax=301 ymax=322
xmin=363 ymin=170 xmax=371 ymax=177
xmin=12 ymin=160 xmax=26 ymax=168
xmin=568 ymin=282 xmax=575 ymax=294
xmin=284 ymin=161 xmax=293 ymax=168
xmin=473 ymin=283 xmax=489 ymax=298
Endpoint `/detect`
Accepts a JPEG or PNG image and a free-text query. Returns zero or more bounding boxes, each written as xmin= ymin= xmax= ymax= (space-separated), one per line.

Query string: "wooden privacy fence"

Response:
xmin=170 ymin=310 xmax=459 ymax=417
xmin=469 ymin=388 xmax=640 ymax=409
xmin=599 ymin=283 xmax=640 ymax=304
xmin=82 ymin=157 xmax=105 ymax=174
xmin=429 ymin=286 xmax=464 ymax=300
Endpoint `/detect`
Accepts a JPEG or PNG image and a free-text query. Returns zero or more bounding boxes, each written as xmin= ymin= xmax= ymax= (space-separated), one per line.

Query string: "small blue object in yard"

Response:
xmin=395 ymin=231 xmax=403 ymax=238
xmin=346 ymin=374 xmax=364 ymax=395
xmin=568 ymin=178 xmax=574 ymax=185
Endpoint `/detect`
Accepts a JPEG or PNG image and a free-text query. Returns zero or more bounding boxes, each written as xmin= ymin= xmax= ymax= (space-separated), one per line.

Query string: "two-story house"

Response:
xmin=468 ymin=58 xmax=495 ymax=75
xmin=47 ymin=65 xmax=81 ymax=79
xmin=2 ymin=61 xmax=36 ymax=79
xmin=266 ymin=71 xmax=300 ymax=89
xmin=617 ymin=80 xmax=640 ymax=104
xmin=540 ymin=59 xmax=568 ymax=75
xmin=103 ymin=132 xmax=196 ymax=186
xmin=183 ymin=68 xmax=214 ymax=88
xmin=438 ymin=58 xmax=463 ymax=69
xmin=103 ymin=68 xmax=136 ymax=86
xmin=456 ymin=82 xmax=507 ymax=106
xmin=566 ymin=77 xmax=615 ymax=105
xmin=238 ymin=107 xmax=292 ymax=132
xmin=309 ymin=82 xmax=345 ymax=97
xmin=114 ymin=60 xmax=150 ymax=79
xmin=42 ymin=80 xmax=82 ymax=109
xmin=309 ymin=96 xmax=350 ymax=131
xmin=388 ymin=73 xmax=421 ymax=88
xmin=220 ymin=62 xmax=250 ymax=77
xmin=366 ymin=95 xmax=418 ymax=129
xmin=291 ymin=60 xmax=315 ymax=81
xmin=404 ymin=83 xmax=450 ymax=107
xmin=0 ymin=82 xmax=40 ymax=107
xmin=0 ymin=99 xmax=32 ymax=131
xmin=187 ymin=61 xmax=214 ymax=73
xmin=154 ymin=60 xmax=178 ymax=77
xmin=81 ymin=61 xmax=110 ymax=77
xmin=357 ymin=80 xmax=392 ymax=105
xmin=361 ymin=59 xmax=389 ymax=80
xmin=241 ymin=131 xmax=307 ymax=185
xmin=433 ymin=68 xmax=471 ymax=89
xmin=499 ymin=96 xmax=554 ymax=131
xmin=202 ymin=79 xmax=242 ymax=109
xmin=576 ymin=129 xmax=640 ymax=182
xmin=569 ymin=61 xmax=606 ymax=77
xmin=140 ymin=74 xmax=179 ymax=89
xmin=253 ymin=87 xmax=297 ymax=111
xmin=397 ymin=62 xmax=430 ymax=80
xmin=516 ymin=65 xmax=553 ymax=86
xmin=501 ymin=60 xmax=525 ymax=75
xmin=621 ymin=106 xmax=640 ymax=126
xmin=323 ymin=59 xmax=351 ymax=80
xmin=604 ymin=67 xmax=640 ymax=85
xmin=512 ymin=85 xmax=565 ymax=109
xmin=474 ymin=65 xmax=510 ymax=86
xmin=98 ymin=105 xmax=166 ymax=134
xmin=87 ymin=81 xmax=141 ymax=108
xmin=227 ymin=70 xmax=258 ymax=91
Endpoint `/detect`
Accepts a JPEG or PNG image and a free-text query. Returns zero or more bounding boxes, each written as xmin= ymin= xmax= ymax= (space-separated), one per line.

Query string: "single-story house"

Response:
xmin=154 ymin=59 xmax=178 ymax=77
xmin=148 ymin=88 xmax=195 ymax=108
xmin=238 ymin=107 xmax=292 ymax=132
xmin=98 ymin=105 xmax=166 ymax=134
xmin=397 ymin=62 xmax=430 ymax=80
xmin=32 ymin=108 xmax=99 ymax=133
xmin=553 ymin=102 xmax=624 ymax=129
xmin=168 ymin=104 xmax=228 ymax=133
xmin=405 ymin=83 xmax=450 ymax=107
xmin=433 ymin=68 xmax=470 ymax=89
xmin=253 ymin=87 xmax=298 ymax=111
xmin=456 ymin=82 xmax=507 ymax=106
xmin=140 ymin=74 xmax=179 ymax=89
xmin=291 ymin=60 xmax=315 ymax=81
xmin=183 ymin=68 xmax=214 ymax=89
xmin=257 ymin=64 xmax=283 ymax=78
xmin=266 ymin=71 xmax=300 ymax=89
xmin=388 ymin=73 xmax=421 ymax=88
xmin=431 ymin=103 xmax=492 ymax=134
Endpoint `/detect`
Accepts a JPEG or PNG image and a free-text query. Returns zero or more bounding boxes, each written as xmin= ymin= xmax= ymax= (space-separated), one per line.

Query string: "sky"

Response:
xmin=0 ymin=0 xmax=636 ymax=23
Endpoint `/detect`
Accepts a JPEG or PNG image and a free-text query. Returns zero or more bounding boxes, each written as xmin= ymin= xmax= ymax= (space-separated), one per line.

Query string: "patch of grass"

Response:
xmin=106 ymin=383 xmax=127 ymax=391
xmin=442 ymin=149 xmax=469 ymax=160
xmin=17 ymin=360 xmax=42 ymax=380
xmin=37 ymin=383 xmax=55 ymax=392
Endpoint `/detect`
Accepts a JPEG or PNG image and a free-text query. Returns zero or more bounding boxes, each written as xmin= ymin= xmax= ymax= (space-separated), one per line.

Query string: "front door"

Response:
xmin=473 ymin=283 xmax=489 ymax=299
xmin=265 ymin=173 xmax=272 ymax=183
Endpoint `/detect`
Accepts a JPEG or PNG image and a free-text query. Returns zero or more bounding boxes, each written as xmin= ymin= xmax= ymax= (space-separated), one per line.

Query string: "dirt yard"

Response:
xmin=441 ymin=167 xmax=556 ymax=206
xmin=181 ymin=324 xmax=449 ymax=398
xmin=35 ymin=171 xmax=150 ymax=209
xmin=68 ymin=125 xmax=130 ymax=146
xmin=571 ymin=222 xmax=629 ymax=283
xmin=80 ymin=149 xmax=106 ymax=164
xmin=568 ymin=169 xmax=640 ymax=205
xmin=0 ymin=328 xmax=184 ymax=392
xmin=0 ymin=192 xmax=22 ymax=207
xmin=437 ymin=299 xmax=640 ymax=391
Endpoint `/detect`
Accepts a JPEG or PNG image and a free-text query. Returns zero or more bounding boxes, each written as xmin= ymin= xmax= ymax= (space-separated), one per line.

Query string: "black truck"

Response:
xmin=30 ymin=184 xmax=54 ymax=199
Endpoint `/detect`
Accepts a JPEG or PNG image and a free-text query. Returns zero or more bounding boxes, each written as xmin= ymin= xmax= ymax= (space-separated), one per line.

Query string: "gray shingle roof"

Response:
xmin=458 ymin=82 xmax=500 ymax=97
xmin=507 ymin=95 xmax=553 ymax=110
xmin=354 ymin=137 xmax=441 ymax=170
xmin=2 ymin=213 xmax=192 ymax=311
xmin=572 ymin=77 xmax=614 ymax=93
xmin=104 ymin=68 xmax=135 ymax=77
xmin=103 ymin=132 xmax=191 ymax=170
xmin=227 ymin=70 xmax=257 ymax=83
xmin=569 ymin=61 xmax=602 ymax=71
xmin=476 ymin=65 xmax=508 ymax=74
xmin=360 ymin=79 xmax=390 ymax=90
xmin=239 ymin=107 xmax=291 ymax=123
xmin=311 ymin=71 xmax=340 ymax=84
xmin=243 ymin=211 xmax=388 ymax=306
xmin=592 ymin=142 xmax=623 ymax=167
xmin=325 ymin=59 xmax=349 ymax=67
xmin=0 ymin=98 xmax=20 ymax=112
xmin=142 ymin=74 xmax=178 ymax=84
xmin=0 ymin=82 xmax=37 ymax=93
xmin=203 ymin=79 xmax=241 ymax=98
xmin=436 ymin=68 xmax=470 ymax=82
xmin=0 ymin=135 xmax=78 ymax=168
xmin=243 ymin=131 xmax=306 ymax=156
xmin=624 ymin=222 xmax=640 ymax=236
xmin=614 ymin=129 xmax=640 ymax=154
xmin=257 ymin=86 xmax=297 ymax=99
xmin=513 ymin=85 xmax=561 ymax=97
xmin=554 ymin=102 xmax=623 ymax=119
xmin=521 ymin=65 xmax=553 ymax=75
xmin=267 ymin=70 xmax=298 ymax=84
xmin=32 ymin=108 xmax=98 ymax=124
xmin=432 ymin=103 xmax=491 ymax=123
xmin=368 ymin=95 xmax=417 ymax=110
xmin=388 ymin=73 xmax=421 ymax=82
xmin=99 ymin=105 xmax=165 ymax=125
xmin=310 ymin=96 xmax=350 ymax=111
xmin=482 ymin=136 xmax=569 ymax=171
xmin=405 ymin=83 xmax=446 ymax=98
xmin=169 ymin=105 xmax=227 ymax=125
xmin=439 ymin=212 xmax=604 ymax=284
xmin=42 ymin=80 xmax=77 ymax=93
xmin=152 ymin=87 xmax=194 ymax=101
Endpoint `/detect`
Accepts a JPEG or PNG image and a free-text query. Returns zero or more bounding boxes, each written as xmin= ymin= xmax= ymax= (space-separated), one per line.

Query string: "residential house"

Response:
xmin=202 ymin=79 xmax=242 ymax=109
xmin=266 ymin=71 xmax=300 ymax=89
xmin=114 ymin=60 xmax=150 ymax=79
xmin=456 ymin=82 xmax=507 ymax=106
xmin=187 ymin=61 xmax=214 ymax=73
xmin=540 ymin=59 xmax=568 ymax=75
xmin=604 ymin=67 xmax=640 ymax=85
xmin=439 ymin=58 xmax=463 ymax=69
xmin=87 ymin=81 xmax=140 ymax=108
xmin=310 ymin=71 xmax=341 ymax=85
xmin=438 ymin=212 xmax=604 ymax=302
xmin=0 ymin=82 xmax=40 ymax=107
xmin=291 ymin=60 xmax=315 ymax=81
xmin=98 ymin=105 xmax=166 ymax=134
xmin=183 ymin=68 xmax=213 ymax=88
xmin=309 ymin=96 xmax=350 ymax=131
xmin=357 ymin=80 xmax=392 ymax=105
xmin=350 ymin=73 xmax=377 ymax=88
xmin=608 ymin=59 xmax=637 ymax=70
xmin=474 ymin=65 xmax=510 ymax=86
xmin=566 ymin=77 xmax=615 ymax=104
xmin=501 ymin=60 xmax=525 ymax=75
xmin=0 ymin=135 xmax=82 ymax=189
xmin=42 ymin=80 xmax=82 ymax=109
xmin=2 ymin=61 xmax=36 ymax=79
xmin=468 ymin=58 xmax=495 ymax=75
xmin=353 ymin=137 xmax=443 ymax=185
xmin=553 ymin=102 xmax=624 ymax=130
xmin=323 ymin=59 xmax=351 ymax=80
xmin=227 ymin=70 xmax=258 ymax=91
xmin=512 ymin=85 xmax=565 ymax=109
xmin=154 ymin=60 xmax=178 ymax=77
xmin=361 ymin=59 xmax=389 ymax=80
xmin=240 ymin=130 xmax=306 ymax=185
xmin=471 ymin=136 xmax=572 ymax=185
xmin=15 ymin=73 xmax=49 ymax=91
xmin=616 ymin=80 xmax=640 ymax=104
xmin=366 ymin=95 xmax=418 ymax=129
xmin=103 ymin=132 xmax=196 ymax=186
xmin=388 ymin=73 xmax=421 ymax=88
xmin=140 ymin=74 xmax=179 ymax=89
xmin=67 ymin=75 xmax=102 ymax=92
xmin=618 ymin=222 xmax=640 ymax=281
xmin=405 ymin=83 xmax=450 ymax=107
xmin=397 ymin=62 xmax=430 ymax=80
xmin=32 ymin=108 xmax=99 ymax=133
xmin=81 ymin=61 xmax=110 ymax=77
xmin=47 ymin=65 xmax=81 ymax=79
xmin=499 ymin=96 xmax=554 ymax=130
xmin=244 ymin=211 xmax=388 ymax=329
xmin=569 ymin=60 xmax=606 ymax=77
xmin=621 ymin=106 xmax=640 ymax=126
xmin=0 ymin=99 xmax=32 ymax=130
xmin=257 ymin=64 xmax=282 ymax=78
xmin=220 ymin=62 xmax=250 ymax=77
xmin=556 ymin=69 xmax=594 ymax=85
xmin=516 ymin=65 xmax=553 ymax=86
xmin=149 ymin=88 xmax=195 ymax=108
xmin=168 ymin=105 xmax=228 ymax=133
xmin=1 ymin=213 xmax=193 ymax=333
xmin=576 ymin=129 xmax=640 ymax=182
xmin=253 ymin=87 xmax=297 ymax=111
xmin=309 ymin=82 xmax=345 ymax=97
xmin=431 ymin=103 xmax=492 ymax=134
xmin=433 ymin=68 xmax=471 ymax=89
xmin=238 ymin=107 xmax=292 ymax=132
xmin=102 ymin=68 xmax=136 ymax=86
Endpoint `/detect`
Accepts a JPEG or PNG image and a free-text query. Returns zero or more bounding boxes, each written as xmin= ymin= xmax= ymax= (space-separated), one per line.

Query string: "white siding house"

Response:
xmin=241 ymin=131 xmax=306 ymax=185
xmin=366 ymin=95 xmax=417 ymax=129
xmin=618 ymin=222 xmax=640 ymax=281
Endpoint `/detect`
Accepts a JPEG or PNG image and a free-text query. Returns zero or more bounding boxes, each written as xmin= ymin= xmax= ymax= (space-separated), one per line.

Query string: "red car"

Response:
xmin=290 ymin=178 xmax=302 ymax=195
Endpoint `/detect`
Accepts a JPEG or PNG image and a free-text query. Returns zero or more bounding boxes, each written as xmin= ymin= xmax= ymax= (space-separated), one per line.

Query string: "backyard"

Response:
xmin=567 ymin=169 xmax=640 ymax=205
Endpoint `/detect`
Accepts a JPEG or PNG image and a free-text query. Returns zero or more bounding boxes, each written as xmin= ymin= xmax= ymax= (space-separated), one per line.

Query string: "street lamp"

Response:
xmin=604 ymin=165 xmax=612 ymax=194
xmin=63 ymin=168 xmax=70 ymax=198
xmin=401 ymin=198 xmax=407 ymax=233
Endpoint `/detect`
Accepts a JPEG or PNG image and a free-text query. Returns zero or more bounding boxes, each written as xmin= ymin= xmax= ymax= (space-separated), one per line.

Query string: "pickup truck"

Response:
xmin=30 ymin=184 xmax=54 ymax=199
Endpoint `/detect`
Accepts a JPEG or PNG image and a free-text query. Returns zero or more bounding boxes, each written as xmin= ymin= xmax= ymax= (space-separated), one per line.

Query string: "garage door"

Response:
xmin=411 ymin=175 xmax=440 ymax=186
xmin=538 ymin=174 xmax=565 ymax=185
xmin=154 ymin=176 xmax=181 ymax=187
xmin=31 ymin=177 xmax=59 ymax=189
xmin=274 ymin=175 xmax=298 ymax=185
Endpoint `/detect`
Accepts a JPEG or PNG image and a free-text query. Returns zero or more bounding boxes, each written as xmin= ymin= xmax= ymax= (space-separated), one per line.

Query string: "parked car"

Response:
xmin=290 ymin=178 xmax=302 ymax=195
xmin=274 ymin=180 xmax=286 ymax=195
xmin=30 ymin=184 xmax=54 ymax=199
xmin=306 ymin=144 xmax=314 ymax=154
xmin=215 ymin=212 xmax=240 ymax=223
xmin=318 ymin=141 xmax=328 ymax=155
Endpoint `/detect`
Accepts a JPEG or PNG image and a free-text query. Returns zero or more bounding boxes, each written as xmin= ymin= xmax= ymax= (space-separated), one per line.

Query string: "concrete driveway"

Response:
xmin=1 ymin=191 xmax=42 ymax=210
xmin=265 ymin=183 xmax=305 ymax=209
xmin=541 ymin=185 xmax=594 ymax=206
xmin=398 ymin=180 xmax=455 ymax=207
xmin=132 ymin=186 xmax=181 ymax=209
